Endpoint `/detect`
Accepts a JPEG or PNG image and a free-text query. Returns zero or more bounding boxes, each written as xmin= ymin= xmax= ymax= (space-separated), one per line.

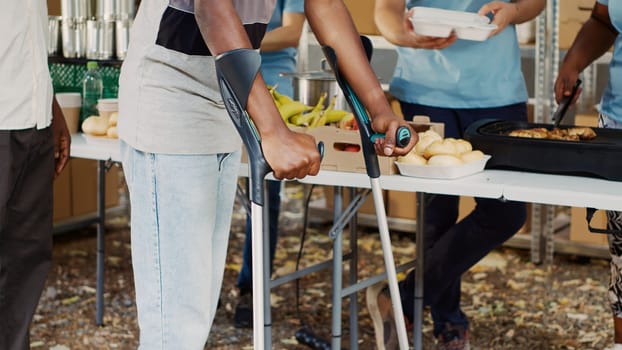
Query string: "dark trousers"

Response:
xmin=0 ymin=127 xmax=54 ymax=350
xmin=237 ymin=179 xmax=281 ymax=292
xmin=398 ymin=102 xmax=528 ymax=336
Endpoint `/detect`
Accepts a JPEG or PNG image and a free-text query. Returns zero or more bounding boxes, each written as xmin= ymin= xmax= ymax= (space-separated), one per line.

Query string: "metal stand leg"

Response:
xmin=263 ymin=183 xmax=272 ymax=349
xmin=331 ymin=186 xmax=344 ymax=349
xmin=413 ymin=192 xmax=425 ymax=349
xmin=349 ymin=188 xmax=359 ymax=349
xmin=531 ymin=204 xmax=544 ymax=264
xmin=250 ymin=200 xmax=266 ymax=349
xmin=96 ymin=160 xmax=106 ymax=326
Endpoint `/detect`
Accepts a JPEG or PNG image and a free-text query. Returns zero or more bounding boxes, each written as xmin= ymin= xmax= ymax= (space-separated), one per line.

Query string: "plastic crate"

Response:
xmin=49 ymin=62 xmax=120 ymax=98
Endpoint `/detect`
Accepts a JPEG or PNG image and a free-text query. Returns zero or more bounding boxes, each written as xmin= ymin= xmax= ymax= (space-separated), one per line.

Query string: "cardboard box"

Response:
xmin=53 ymin=162 xmax=72 ymax=222
xmin=306 ymin=117 xmax=443 ymax=175
xmin=47 ymin=0 xmax=61 ymax=15
xmin=570 ymin=207 xmax=608 ymax=245
xmin=343 ymin=0 xmax=381 ymax=36
xmin=70 ymin=159 xmax=120 ymax=217
xmin=307 ymin=126 xmax=398 ymax=174
xmin=388 ymin=195 xmax=476 ymax=223
xmin=575 ymin=112 xmax=599 ymax=127
xmin=387 ymin=191 xmax=417 ymax=220
xmin=559 ymin=0 xmax=594 ymax=49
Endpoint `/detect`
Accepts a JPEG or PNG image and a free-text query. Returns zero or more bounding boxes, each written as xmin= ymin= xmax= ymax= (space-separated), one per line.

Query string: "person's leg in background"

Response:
xmin=367 ymin=103 xmax=527 ymax=349
xmin=0 ymin=128 xmax=54 ymax=350
xmin=121 ymin=141 xmax=240 ymax=349
xmin=234 ymin=179 xmax=281 ymax=328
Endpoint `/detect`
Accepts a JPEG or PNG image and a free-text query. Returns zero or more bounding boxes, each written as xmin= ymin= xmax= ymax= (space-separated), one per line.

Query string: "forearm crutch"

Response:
xmin=215 ymin=49 xmax=323 ymax=350
xmin=322 ymin=37 xmax=412 ymax=350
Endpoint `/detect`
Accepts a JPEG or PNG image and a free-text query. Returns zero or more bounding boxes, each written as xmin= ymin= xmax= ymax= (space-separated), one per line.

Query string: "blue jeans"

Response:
xmin=399 ymin=103 xmax=528 ymax=336
xmin=236 ymin=179 xmax=281 ymax=293
xmin=121 ymin=141 xmax=240 ymax=349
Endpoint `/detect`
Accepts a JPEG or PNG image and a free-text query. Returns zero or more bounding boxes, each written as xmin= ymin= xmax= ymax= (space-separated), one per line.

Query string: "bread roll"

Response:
xmin=82 ymin=115 xmax=109 ymax=136
xmin=108 ymin=112 xmax=118 ymax=127
xmin=460 ymin=150 xmax=485 ymax=163
xmin=454 ymin=139 xmax=473 ymax=154
xmin=398 ymin=151 xmax=427 ymax=165
xmin=423 ymin=139 xmax=458 ymax=159
xmin=420 ymin=129 xmax=442 ymax=141
xmin=427 ymin=154 xmax=464 ymax=166
xmin=414 ymin=135 xmax=438 ymax=155
xmin=106 ymin=126 xmax=118 ymax=139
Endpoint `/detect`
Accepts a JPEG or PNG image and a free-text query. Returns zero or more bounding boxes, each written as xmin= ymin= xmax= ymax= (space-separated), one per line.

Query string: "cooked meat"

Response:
xmin=508 ymin=127 xmax=596 ymax=141
xmin=567 ymin=127 xmax=597 ymax=140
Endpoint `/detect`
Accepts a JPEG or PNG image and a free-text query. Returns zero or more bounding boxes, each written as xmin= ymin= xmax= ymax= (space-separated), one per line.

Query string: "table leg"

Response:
xmin=331 ymin=186 xmax=344 ymax=349
xmin=96 ymin=160 xmax=106 ymax=326
xmin=413 ymin=192 xmax=425 ymax=349
xmin=349 ymin=187 xmax=359 ymax=349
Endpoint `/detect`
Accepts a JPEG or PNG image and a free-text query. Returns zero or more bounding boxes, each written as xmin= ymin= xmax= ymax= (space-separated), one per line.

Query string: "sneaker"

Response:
xmin=436 ymin=323 xmax=470 ymax=350
xmin=366 ymin=283 xmax=399 ymax=350
xmin=233 ymin=292 xmax=253 ymax=328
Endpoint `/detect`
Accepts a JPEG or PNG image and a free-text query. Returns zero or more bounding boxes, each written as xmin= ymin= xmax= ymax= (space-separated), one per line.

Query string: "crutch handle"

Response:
xmin=322 ymin=37 xmax=411 ymax=178
xmin=216 ymin=49 xmax=269 ymax=205
xmin=370 ymin=125 xmax=412 ymax=149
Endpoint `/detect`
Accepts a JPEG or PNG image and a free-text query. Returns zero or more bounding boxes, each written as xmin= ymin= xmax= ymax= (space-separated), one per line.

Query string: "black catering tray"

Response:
xmin=464 ymin=119 xmax=622 ymax=181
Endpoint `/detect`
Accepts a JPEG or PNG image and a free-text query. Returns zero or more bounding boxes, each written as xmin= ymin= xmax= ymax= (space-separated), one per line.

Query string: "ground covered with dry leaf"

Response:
xmin=32 ymin=182 xmax=614 ymax=349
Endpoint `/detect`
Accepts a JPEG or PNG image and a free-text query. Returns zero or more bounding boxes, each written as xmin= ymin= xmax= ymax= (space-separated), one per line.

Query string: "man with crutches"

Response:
xmin=119 ymin=0 xmax=415 ymax=349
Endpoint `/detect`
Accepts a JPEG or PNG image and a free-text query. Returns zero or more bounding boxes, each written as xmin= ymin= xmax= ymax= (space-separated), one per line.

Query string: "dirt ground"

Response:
xmin=32 ymin=182 xmax=614 ymax=349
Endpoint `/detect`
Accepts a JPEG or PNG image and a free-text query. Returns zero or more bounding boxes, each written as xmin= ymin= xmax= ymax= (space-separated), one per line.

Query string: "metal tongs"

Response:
xmin=215 ymin=49 xmax=323 ymax=350
xmin=553 ymin=78 xmax=582 ymax=128
xmin=322 ymin=37 xmax=411 ymax=350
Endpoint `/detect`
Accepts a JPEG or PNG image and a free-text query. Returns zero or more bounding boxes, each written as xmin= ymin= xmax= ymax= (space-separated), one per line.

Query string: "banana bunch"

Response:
xmin=269 ymin=85 xmax=353 ymax=128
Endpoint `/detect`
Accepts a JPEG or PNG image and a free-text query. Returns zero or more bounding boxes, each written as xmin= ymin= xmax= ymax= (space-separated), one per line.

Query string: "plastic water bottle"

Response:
xmin=81 ymin=61 xmax=103 ymax=124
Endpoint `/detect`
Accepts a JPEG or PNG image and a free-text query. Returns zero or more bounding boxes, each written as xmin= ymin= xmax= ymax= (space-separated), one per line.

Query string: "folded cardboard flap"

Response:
xmin=410 ymin=115 xmax=445 ymax=137
xmin=570 ymin=207 xmax=608 ymax=245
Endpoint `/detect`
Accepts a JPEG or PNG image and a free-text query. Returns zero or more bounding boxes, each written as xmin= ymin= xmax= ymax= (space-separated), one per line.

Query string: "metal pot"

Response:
xmin=282 ymin=71 xmax=350 ymax=111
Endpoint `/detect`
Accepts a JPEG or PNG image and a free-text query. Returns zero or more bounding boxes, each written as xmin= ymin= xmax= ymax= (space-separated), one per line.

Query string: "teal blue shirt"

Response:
xmin=597 ymin=0 xmax=622 ymax=123
xmin=389 ymin=0 xmax=528 ymax=108
xmin=260 ymin=0 xmax=304 ymax=98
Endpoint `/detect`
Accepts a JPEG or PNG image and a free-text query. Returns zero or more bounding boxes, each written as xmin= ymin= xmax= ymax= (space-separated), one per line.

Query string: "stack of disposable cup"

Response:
xmin=56 ymin=92 xmax=82 ymax=134
xmin=97 ymin=98 xmax=118 ymax=119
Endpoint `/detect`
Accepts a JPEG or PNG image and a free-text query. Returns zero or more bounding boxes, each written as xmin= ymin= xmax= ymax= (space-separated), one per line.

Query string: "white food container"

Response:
xmin=409 ymin=7 xmax=497 ymax=42
xmin=396 ymin=155 xmax=491 ymax=179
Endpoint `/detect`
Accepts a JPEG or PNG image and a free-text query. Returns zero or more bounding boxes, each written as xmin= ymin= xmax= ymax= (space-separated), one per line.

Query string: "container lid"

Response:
xmin=87 ymin=61 xmax=98 ymax=70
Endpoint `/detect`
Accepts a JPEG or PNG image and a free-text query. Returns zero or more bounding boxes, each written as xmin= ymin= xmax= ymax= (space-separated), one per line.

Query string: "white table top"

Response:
xmin=70 ymin=134 xmax=622 ymax=211
xmin=297 ymin=169 xmax=622 ymax=212
xmin=70 ymin=133 xmax=122 ymax=163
